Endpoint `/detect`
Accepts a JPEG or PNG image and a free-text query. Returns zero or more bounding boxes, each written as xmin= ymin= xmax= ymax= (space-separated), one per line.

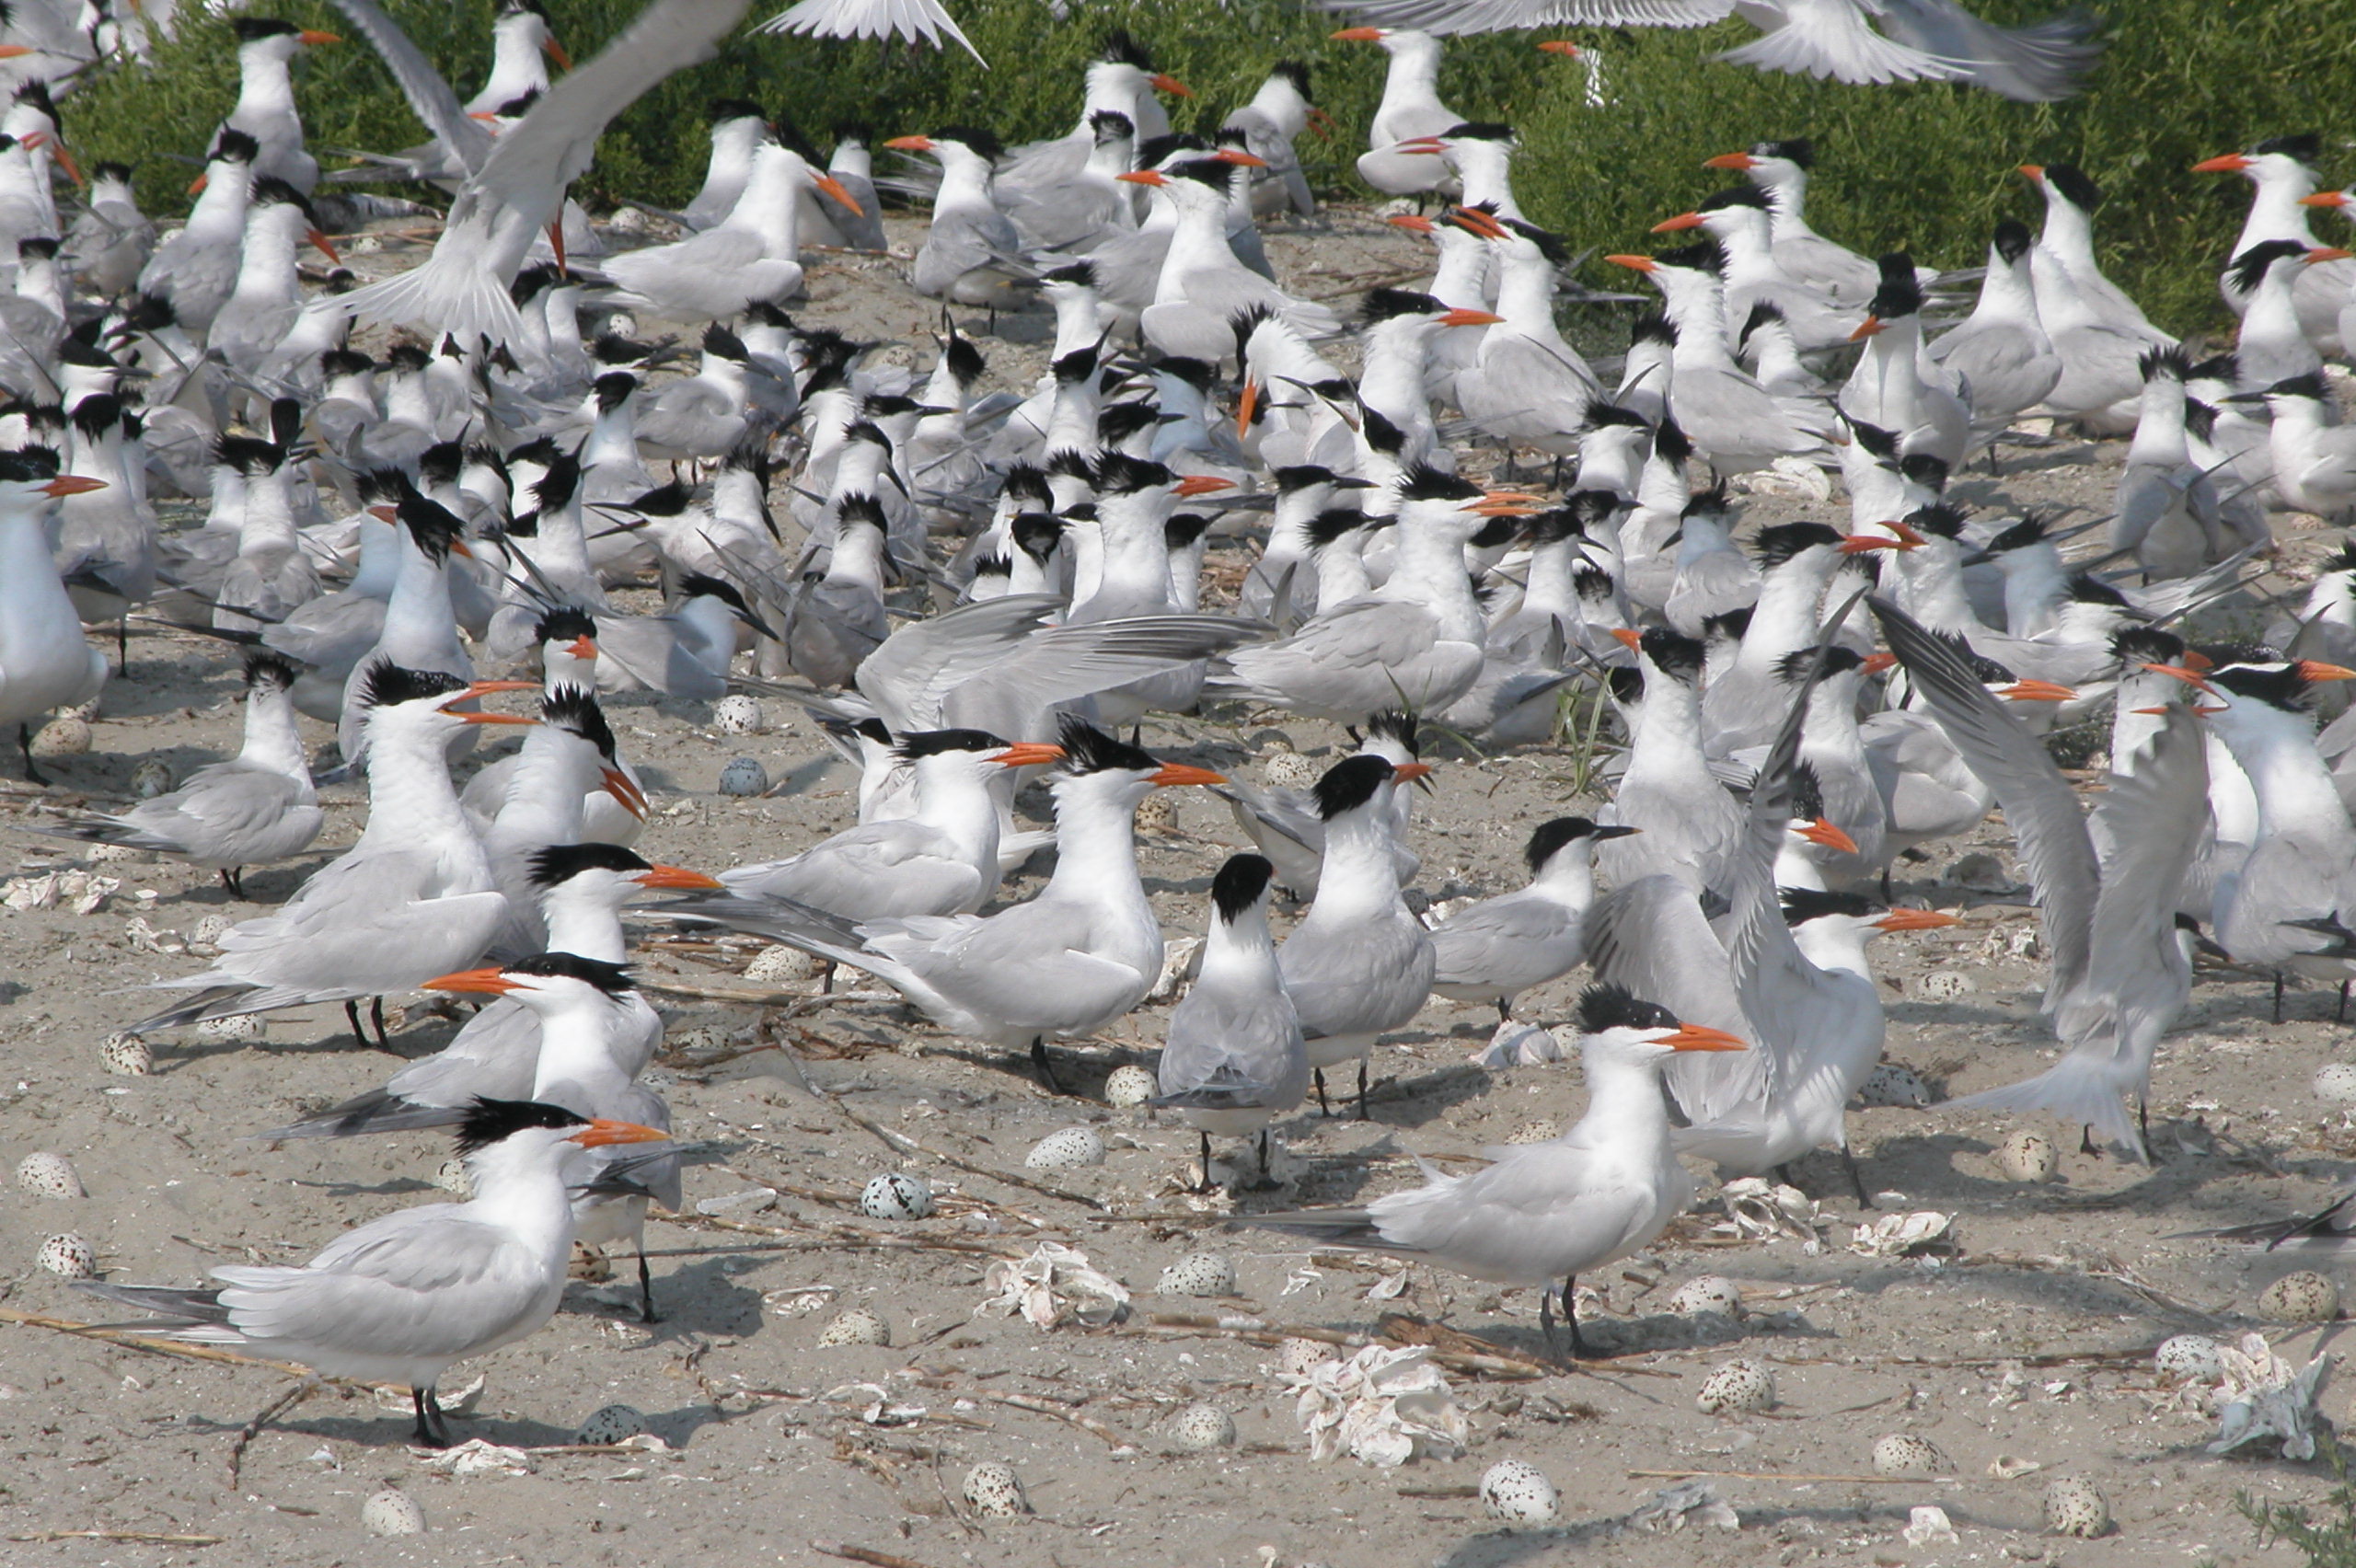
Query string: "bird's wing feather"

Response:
xmin=326 ymin=0 xmax=496 ymax=174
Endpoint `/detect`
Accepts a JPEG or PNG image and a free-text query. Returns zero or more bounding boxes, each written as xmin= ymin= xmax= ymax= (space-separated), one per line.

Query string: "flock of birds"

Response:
xmin=2 ymin=0 xmax=2352 ymax=1459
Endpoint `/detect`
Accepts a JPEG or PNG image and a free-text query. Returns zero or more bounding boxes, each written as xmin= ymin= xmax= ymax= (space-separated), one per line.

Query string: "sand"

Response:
xmin=0 ymin=205 xmax=2348 ymax=1568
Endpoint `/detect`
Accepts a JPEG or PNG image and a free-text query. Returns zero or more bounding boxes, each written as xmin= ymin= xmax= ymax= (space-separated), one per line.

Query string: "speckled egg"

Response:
xmin=1134 ymin=791 xmax=1179 ymax=836
xmin=16 ymin=1151 xmax=84 ymax=1199
xmin=1158 ymin=1251 xmax=1237 ymax=1297
xmin=2316 ymin=1062 xmax=2356 ymax=1103
xmin=2154 ymin=1333 xmax=2227 ymax=1382
xmin=710 ymin=695 xmax=765 ymax=735
xmin=745 ymin=944 xmax=825 ymax=986
xmin=1504 ymin=1118 xmax=1561 ymax=1144
xmin=1261 ymin=750 xmax=1321 ymax=790
xmin=433 ymin=1159 xmax=475 ymax=1199
xmin=1025 ymin=1125 xmax=1106 ymax=1170
xmin=361 ymin=1489 xmax=426 ymax=1536
xmin=962 ymin=1461 xmax=1028 ymax=1517
xmin=188 ymin=914 xmax=233 ymax=947
xmin=1478 ymin=1459 xmax=1560 ymax=1528
xmin=29 ymin=716 xmax=89 ymax=757
xmin=1279 ymin=1338 xmax=1332 ymax=1375
xmin=98 ymin=1032 xmax=151 ymax=1076
xmin=717 ymin=756 xmax=768 ymax=796
xmin=2259 ymin=1270 xmax=2340 ymax=1323
xmin=1668 ymin=1275 xmax=1744 ymax=1318
xmin=1996 ymin=1129 xmax=2059 ymax=1182
xmin=1856 ymin=1062 xmax=1932 ymax=1108
xmin=574 ymin=1403 xmax=648 ymax=1445
xmin=1915 ymin=971 xmax=1972 ymax=1001
xmin=1871 ymin=1435 xmax=1949 ymax=1477
xmin=195 ymin=1013 xmax=263 ymax=1043
xmin=2043 ymin=1476 xmax=2110 ymax=1538
xmin=1169 ymin=1402 xmax=1235 ymax=1451
xmin=128 ymin=758 xmax=173 ymax=799
xmin=859 ymin=1171 xmax=933 ymax=1221
xmin=1695 ymin=1359 xmax=1776 ymax=1413
xmin=817 ymin=1307 xmax=891 ymax=1346
xmin=38 ymin=1233 xmax=95 ymax=1278
xmin=1103 ymin=1065 xmax=1157 ymax=1108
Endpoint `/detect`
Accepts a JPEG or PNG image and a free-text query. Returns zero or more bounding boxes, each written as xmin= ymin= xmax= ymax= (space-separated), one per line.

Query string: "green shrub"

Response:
xmin=61 ymin=0 xmax=2356 ymax=337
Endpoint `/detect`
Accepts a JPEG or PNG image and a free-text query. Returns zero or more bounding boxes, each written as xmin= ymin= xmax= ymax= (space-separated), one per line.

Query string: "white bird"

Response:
xmin=1224 ymin=61 xmax=1322 ymax=219
xmin=1930 ymin=219 xmax=2061 ymax=440
xmin=222 ymin=17 xmax=341 ymax=194
xmin=127 ymin=664 xmax=538 ymax=1042
xmin=1126 ymin=156 xmax=1339 ymax=363
xmin=0 ymin=452 xmax=107 ymax=782
xmin=597 ymin=142 xmax=863 ymax=320
xmin=884 ymin=128 xmax=1031 ymax=313
xmin=1330 ymin=27 xmax=1460 ymax=197
xmin=65 ymin=159 xmax=155 ymax=297
xmin=1152 ymin=852 xmax=1311 ymax=1187
xmin=757 ymin=0 xmax=982 ymax=62
xmin=2195 ymin=133 xmax=2355 ymax=354
xmin=78 ymin=1097 xmax=666 ymax=1447
xmin=1430 ymin=817 xmax=1636 ymax=1021
xmin=1241 ymin=982 xmax=1745 ymax=1359
xmin=22 ymin=652 xmax=321 ymax=896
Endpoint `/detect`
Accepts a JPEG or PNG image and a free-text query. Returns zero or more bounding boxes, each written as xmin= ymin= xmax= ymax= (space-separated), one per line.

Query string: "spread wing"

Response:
xmin=327 ymin=0 xmax=496 ymax=175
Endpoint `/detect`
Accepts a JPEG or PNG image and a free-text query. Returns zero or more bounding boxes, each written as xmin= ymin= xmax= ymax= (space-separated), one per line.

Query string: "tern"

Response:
xmin=0 ymin=451 xmax=108 ymax=782
xmin=1430 ymin=817 xmax=1637 ymax=1022
xmin=80 ymin=1097 xmax=666 ymax=1447
xmin=223 ymin=18 xmax=341 ymax=194
xmin=1330 ymin=28 xmax=1460 ymax=198
xmin=1151 ymin=852 xmax=1311 ymax=1188
xmin=1240 ymin=982 xmax=1744 ymax=1360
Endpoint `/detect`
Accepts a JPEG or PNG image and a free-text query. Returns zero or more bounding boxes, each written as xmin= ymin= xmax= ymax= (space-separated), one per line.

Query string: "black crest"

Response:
xmin=1313 ymin=754 xmax=1399 ymax=820
xmin=528 ymin=841 xmax=653 ymax=887
xmin=358 ymin=660 xmax=467 ymax=711
xmin=895 ymin=727 xmax=1011 ymax=761
xmin=456 ymin=1097 xmax=590 ymax=1156
xmin=1576 ymin=982 xmax=1677 ymax=1036
xmin=1056 ymin=716 xmax=1158 ymax=776
xmin=1211 ymin=853 xmax=1275 ymax=922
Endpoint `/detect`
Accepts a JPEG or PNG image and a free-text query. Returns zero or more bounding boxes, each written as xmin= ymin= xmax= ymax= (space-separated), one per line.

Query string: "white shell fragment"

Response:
xmin=859 ymin=1172 xmax=933 ymax=1220
xmin=1024 ymin=1125 xmax=1106 ymax=1170
xmin=99 ymin=1032 xmax=152 ymax=1075
xmin=1103 ymin=1064 xmax=1156 ymax=1108
xmin=2211 ymin=1334 xmax=2332 ymax=1460
xmin=1667 ymin=1275 xmax=1743 ymax=1318
xmin=1695 ymin=1359 xmax=1776 ymax=1413
xmin=1902 ymin=1505 xmax=1959 ymax=1546
xmin=1478 ymin=1458 xmax=1560 ymax=1527
xmin=2259 ymin=1271 xmax=2339 ymax=1323
xmin=2043 ymin=1476 xmax=2111 ymax=1538
xmin=574 ymin=1403 xmax=647 ymax=1445
xmin=16 ymin=1151 xmax=84 ymax=1199
xmin=1850 ymin=1211 xmax=1958 ymax=1257
xmin=1285 ymin=1344 xmax=1468 ymax=1468
xmin=817 ymin=1307 xmax=891 ymax=1346
xmin=361 ymin=1488 xmax=426 ymax=1536
xmin=2154 ymin=1334 xmax=2228 ymax=1383
xmin=962 ymin=1461 xmax=1028 ymax=1517
xmin=979 ymin=1241 xmax=1129 ymax=1328
xmin=1871 ymin=1434 xmax=1949 ymax=1476
xmin=1158 ymin=1251 xmax=1237 ymax=1297
xmin=1169 ymin=1402 xmax=1236 ymax=1451
xmin=2315 ymin=1062 xmax=2356 ymax=1103
xmin=1996 ymin=1129 xmax=2059 ymax=1182
xmin=1855 ymin=1061 xmax=1932 ymax=1108
xmin=717 ymin=755 xmax=768 ymax=796
xmin=38 ymin=1233 xmax=96 ymax=1278
xmin=710 ymin=695 xmax=765 ymax=734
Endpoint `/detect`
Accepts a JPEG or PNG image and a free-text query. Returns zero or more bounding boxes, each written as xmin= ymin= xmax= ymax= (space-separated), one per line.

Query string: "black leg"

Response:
xmin=2139 ymin=1098 xmax=2152 ymax=1144
xmin=1196 ymin=1129 xmax=1214 ymax=1193
xmin=1539 ymin=1283 xmax=1560 ymax=1361
xmin=219 ymin=867 xmax=246 ymax=899
xmin=426 ymin=1387 xmax=452 ymax=1447
xmin=637 ymin=1248 xmax=658 ymax=1323
xmin=116 ymin=617 xmax=128 ymax=672
xmin=1880 ymin=866 xmax=1893 ymax=903
xmin=1496 ymin=998 xmax=1510 ymax=1026
xmin=2079 ymin=1123 xmax=2100 ymax=1157
xmin=820 ymin=961 xmax=836 ymax=995
xmin=1356 ymin=1058 xmax=1370 ymax=1122
xmin=1030 ymin=1037 xmax=1066 ymax=1095
xmin=1564 ymin=1274 xmax=1588 ymax=1361
xmin=410 ymin=1387 xmax=435 ymax=1446
xmin=344 ymin=998 xmax=368 ymax=1048
xmin=2275 ymin=972 xmax=2286 ymax=1024
xmin=1313 ymin=1068 xmax=1331 ymax=1117
xmin=1774 ymin=1162 xmax=1799 ymax=1190
xmin=370 ymin=997 xmax=388 ymax=1046
xmin=1842 ymin=1147 xmax=1871 ymax=1207
xmin=2339 ymin=981 xmax=2348 ymax=1024
xmin=1256 ymin=1126 xmax=1271 ymax=1180
xmin=19 ymin=722 xmax=45 ymax=787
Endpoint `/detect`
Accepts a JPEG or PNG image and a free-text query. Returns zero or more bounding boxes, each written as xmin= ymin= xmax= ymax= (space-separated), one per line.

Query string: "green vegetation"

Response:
xmin=62 ymin=0 xmax=2356 ymax=336
xmin=2236 ymin=1432 xmax=2356 ymax=1568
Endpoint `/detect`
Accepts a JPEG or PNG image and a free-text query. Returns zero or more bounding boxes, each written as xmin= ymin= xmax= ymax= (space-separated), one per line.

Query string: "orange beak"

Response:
xmin=566 ymin=634 xmax=598 ymax=660
xmin=1610 ymin=627 xmax=1642 ymax=651
xmin=1665 ymin=1022 xmax=1746 ymax=1052
xmin=1448 ymin=207 xmax=1508 ymax=240
xmin=992 ymin=742 xmax=1067 ymax=768
xmin=1650 ymin=212 xmax=1705 ymax=233
xmin=1850 ymin=316 xmax=1886 ymax=340
xmin=1307 ymin=107 xmax=1336 ymax=139
xmin=1330 ymin=26 xmax=1384 ymax=40
xmin=45 ymin=136 xmax=80 ymax=188
xmin=602 ymin=767 xmax=649 ymax=820
xmin=1387 ymin=214 xmax=1436 ymax=234
xmin=1174 ymin=474 xmax=1235 ymax=497
xmin=2180 ymin=650 xmax=2214 ymax=674
xmin=449 ymin=539 xmax=477 ymax=560
xmin=1149 ymin=762 xmax=1228 ymax=787
xmin=423 ymin=966 xmax=518 ymax=995
xmin=1998 ymin=679 xmax=2077 ymax=704
xmin=544 ymin=36 xmax=572 ymax=70
xmin=464 ymin=680 xmax=539 ymax=698
xmin=884 ymin=135 xmax=936 ymax=153
xmin=572 ymin=1118 xmax=670 ymax=1148
xmin=1396 ymin=136 xmax=1445 ymax=156
xmin=2143 ymin=663 xmax=2217 ymax=694
xmin=1838 ymin=530 xmax=1911 ymax=554
xmin=1471 ymin=495 xmax=1544 ymax=516
xmin=0 ymin=45 xmax=30 ymax=59
xmin=1604 ymin=253 xmax=1657 ymax=273
xmin=1392 ymin=762 xmax=1434 ymax=783
xmin=2308 ymin=247 xmax=2354 ymax=263
xmin=2016 ymin=163 xmax=2045 ymax=181
xmin=1150 ymin=74 xmax=1193 ymax=98
xmin=41 ymin=475 xmax=107 ymax=496
xmin=2300 ymin=661 xmax=2356 ymax=682
xmin=1703 ymin=152 xmax=1757 ymax=170
xmin=1798 ymin=818 xmax=1860 ymax=856
xmin=1862 ymin=652 xmax=1898 ymax=674
xmin=189 ymin=171 xmax=209 ymax=195
xmin=814 ymin=173 xmax=864 ymax=217
xmin=634 ymin=863 xmax=724 ymax=891
xmin=1214 ymin=149 xmax=1269 ymax=168
xmin=1117 ymin=169 xmax=1168 ymax=187
xmin=1235 ymin=378 xmax=1257 ymax=438
xmin=309 ymin=228 xmax=341 ymax=265
xmin=1875 ymin=908 xmax=1961 ymax=932
xmin=1536 ymin=39 xmax=1580 ymax=55
xmin=2302 ymin=191 xmax=2351 ymax=209
xmin=297 ymin=29 xmax=341 ymax=45
xmin=1439 ymin=307 xmax=1504 ymax=327
xmin=2192 ymin=153 xmax=2253 ymax=174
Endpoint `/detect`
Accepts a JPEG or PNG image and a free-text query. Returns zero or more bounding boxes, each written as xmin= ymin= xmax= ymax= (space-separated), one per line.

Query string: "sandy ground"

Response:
xmin=3 ymin=206 xmax=2355 ymax=1568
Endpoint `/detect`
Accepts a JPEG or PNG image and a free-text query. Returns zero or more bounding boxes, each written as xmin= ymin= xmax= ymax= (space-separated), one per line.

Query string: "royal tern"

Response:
xmin=2114 ymin=347 xmax=2241 ymax=582
xmin=1223 ymin=62 xmax=1322 ymax=219
xmin=1595 ymin=628 xmax=1749 ymax=895
xmin=480 ymin=686 xmax=644 ymax=958
xmin=1430 ymin=817 xmax=1636 ymax=1021
xmin=223 ymin=18 xmax=340 ymax=195
xmin=2195 ymin=134 xmax=2354 ymax=353
xmin=1330 ymin=28 xmax=1460 ymax=198
xmin=1126 ymin=157 xmax=1336 ymax=363
xmin=1151 ymin=852 xmax=1310 ymax=1187
xmin=81 ymin=1097 xmax=665 ymax=1446
xmin=1240 ymin=982 xmax=1743 ymax=1359
xmin=64 ymin=161 xmax=154 ymax=298
xmin=1928 ymin=220 xmax=2061 ymax=443
xmin=2242 ymin=374 xmax=2356 ymax=522
xmin=0 ymin=452 xmax=108 ymax=781
xmin=598 ymin=142 xmax=862 ymax=320
xmin=885 ymin=129 xmax=1029 ymax=313
xmin=1218 ymin=710 xmax=1424 ymax=900
xmin=335 ymin=484 xmax=477 ymax=765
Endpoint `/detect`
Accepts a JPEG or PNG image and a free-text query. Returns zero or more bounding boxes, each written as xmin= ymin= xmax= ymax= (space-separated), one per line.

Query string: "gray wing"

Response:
xmin=1161 ymin=974 xmax=1306 ymax=1104
xmin=326 ymin=0 xmax=495 ymax=175
xmin=721 ymin=820 xmax=984 ymax=917
xmin=855 ymin=594 xmax=1062 ymax=730
xmin=1877 ymin=0 xmax=2103 ymax=100
xmin=941 ymin=613 xmax=1272 ymax=739
xmin=1323 ymin=0 xmax=1731 ymax=31
xmin=1429 ymin=895 xmax=1579 ymax=981
xmin=210 ymin=1213 xmax=549 ymax=1359
xmin=125 ymin=765 xmax=317 ymax=857
xmin=2057 ymin=708 xmax=2206 ymax=1044
xmin=1872 ymin=596 xmax=2096 ymax=1008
